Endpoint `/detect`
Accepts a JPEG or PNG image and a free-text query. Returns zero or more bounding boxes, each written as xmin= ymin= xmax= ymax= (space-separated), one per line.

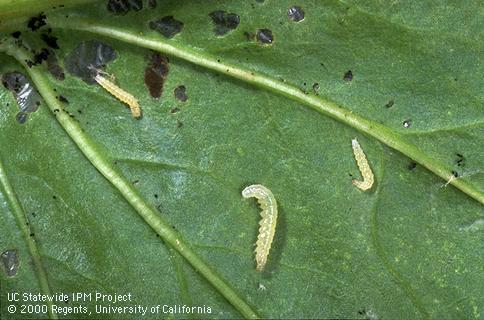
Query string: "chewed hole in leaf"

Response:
xmin=149 ymin=16 xmax=184 ymax=39
xmin=209 ymin=10 xmax=240 ymax=36
xmin=2 ymin=71 xmax=42 ymax=123
xmin=256 ymin=29 xmax=274 ymax=44
xmin=174 ymin=85 xmax=188 ymax=102
xmin=144 ymin=52 xmax=169 ymax=99
xmin=107 ymin=0 xmax=142 ymax=15
xmin=1 ymin=249 xmax=19 ymax=277
xmin=288 ymin=6 xmax=305 ymax=22
xmin=64 ymin=40 xmax=117 ymax=84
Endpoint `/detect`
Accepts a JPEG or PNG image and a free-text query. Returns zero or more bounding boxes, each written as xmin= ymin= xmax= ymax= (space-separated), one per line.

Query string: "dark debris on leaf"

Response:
xmin=144 ymin=52 xmax=169 ymax=98
xmin=384 ymin=99 xmax=394 ymax=108
xmin=209 ymin=10 xmax=240 ymax=36
xmin=41 ymin=33 xmax=59 ymax=49
xmin=64 ymin=40 xmax=117 ymax=84
xmin=27 ymin=13 xmax=47 ymax=31
xmin=11 ymin=31 xmax=21 ymax=39
xmin=288 ymin=6 xmax=305 ymax=22
xmin=343 ymin=70 xmax=353 ymax=81
xmin=407 ymin=161 xmax=417 ymax=171
xmin=256 ymin=29 xmax=273 ymax=44
xmin=149 ymin=16 xmax=183 ymax=39
xmin=174 ymin=85 xmax=188 ymax=102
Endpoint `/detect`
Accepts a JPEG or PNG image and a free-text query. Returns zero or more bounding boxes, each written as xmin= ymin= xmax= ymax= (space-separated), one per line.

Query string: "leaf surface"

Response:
xmin=1 ymin=1 xmax=483 ymax=319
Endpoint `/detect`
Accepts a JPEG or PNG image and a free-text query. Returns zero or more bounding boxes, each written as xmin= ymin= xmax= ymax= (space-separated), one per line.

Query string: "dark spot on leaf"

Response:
xmin=174 ymin=85 xmax=188 ymax=102
xmin=11 ymin=31 xmax=21 ymax=38
xmin=25 ymin=48 xmax=50 ymax=67
xmin=27 ymin=13 xmax=47 ymax=31
xmin=343 ymin=70 xmax=353 ymax=81
xmin=456 ymin=153 xmax=465 ymax=167
xmin=407 ymin=161 xmax=417 ymax=170
xmin=64 ymin=40 xmax=117 ymax=84
xmin=148 ymin=0 xmax=157 ymax=9
xmin=403 ymin=119 xmax=411 ymax=128
xmin=170 ymin=107 xmax=180 ymax=114
xmin=144 ymin=52 xmax=169 ymax=98
xmin=256 ymin=29 xmax=273 ymax=44
xmin=149 ymin=16 xmax=183 ymax=38
xmin=1 ymin=249 xmax=19 ymax=277
xmin=452 ymin=170 xmax=459 ymax=178
xmin=384 ymin=99 xmax=394 ymax=108
xmin=288 ymin=6 xmax=305 ymax=22
xmin=209 ymin=10 xmax=240 ymax=36
xmin=312 ymin=83 xmax=320 ymax=91
xmin=30 ymin=233 xmax=35 ymax=237
xmin=58 ymin=95 xmax=69 ymax=104
xmin=40 ymin=33 xmax=59 ymax=49
xmin=53 ymin=195 xmax=57 ymax=199
xmin=176 ymin=120 xmax=183 ymax=128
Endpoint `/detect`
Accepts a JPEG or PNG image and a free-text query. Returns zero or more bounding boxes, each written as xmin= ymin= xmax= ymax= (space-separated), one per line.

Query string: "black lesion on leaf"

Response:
xmin=402 ymin=119 xmax=411 ymax=128
xmin=149 ymin=16 xmax=184 ymax=38
xmin=174 ymin=85 xmax=188 ymax=102
xmin=27 ymin=13 xmax=47 ymax=31
xmin=288 ymin=6 xmax=305 ymax=22
xmin=343 ymin=70 xmax=353 ymax=81
xmin=11 ymin=31 xmax=21 ymax=39
xmin=209 ymin=10 xmax=240 ymax=36
xmin=256 ymin=29 xmax=274 ymax=44
xmin=107 ymin=0 xmax=142 ymax=15
xmin=64 ymin=40 xmax=117 ymax=84
xmin=144 ymin=52 xmax=169 ymax=98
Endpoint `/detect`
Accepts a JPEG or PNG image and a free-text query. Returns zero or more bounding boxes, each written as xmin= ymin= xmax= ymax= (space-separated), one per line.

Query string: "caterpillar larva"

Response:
xmin=242 ymin=184 xmax=278 ymax=272
xmin=351 ymin=138 xmax=374 ymax=191
xmin=90 ymin=67 xmax=141 ymax=118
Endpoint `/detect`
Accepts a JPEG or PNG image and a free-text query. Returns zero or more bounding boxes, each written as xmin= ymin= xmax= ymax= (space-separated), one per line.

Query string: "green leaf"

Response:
xmin=1 ymin=1 xmax=483 ymax=319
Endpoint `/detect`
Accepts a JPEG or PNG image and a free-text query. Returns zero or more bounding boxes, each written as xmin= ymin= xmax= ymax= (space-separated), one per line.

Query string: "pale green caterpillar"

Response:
xmin=351 ymin=138 xmax=374 ymax=191
xmin=242 ymin=184 xmax=278 ymax=272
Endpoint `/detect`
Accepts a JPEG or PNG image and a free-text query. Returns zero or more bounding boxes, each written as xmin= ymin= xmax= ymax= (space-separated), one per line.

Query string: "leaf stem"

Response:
xmin=0 ymin=157 xmax=58 ymax=320
xmin=0 ymin=40 xmax=259 ymax=319
xmin=51 ymin=19 xmax=484 ymax=205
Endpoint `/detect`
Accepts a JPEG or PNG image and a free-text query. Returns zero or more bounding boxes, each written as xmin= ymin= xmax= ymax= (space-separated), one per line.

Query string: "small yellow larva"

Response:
xmin=91 ymin=67 xmax=141 ymax=118
xmin=351 ymin=138 xmax=374 ymax=191
xmin=242 ymin=184 xmax=278 ymax=272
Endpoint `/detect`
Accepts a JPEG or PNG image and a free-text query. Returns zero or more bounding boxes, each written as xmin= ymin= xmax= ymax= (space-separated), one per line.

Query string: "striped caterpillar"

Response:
xmin=89 ymin=66 xmax=141 ymax=118
xmin=351 ymin=138 xmax=374 ymax=190
xmin=242 ymin=184 xmax=278 ymax=272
